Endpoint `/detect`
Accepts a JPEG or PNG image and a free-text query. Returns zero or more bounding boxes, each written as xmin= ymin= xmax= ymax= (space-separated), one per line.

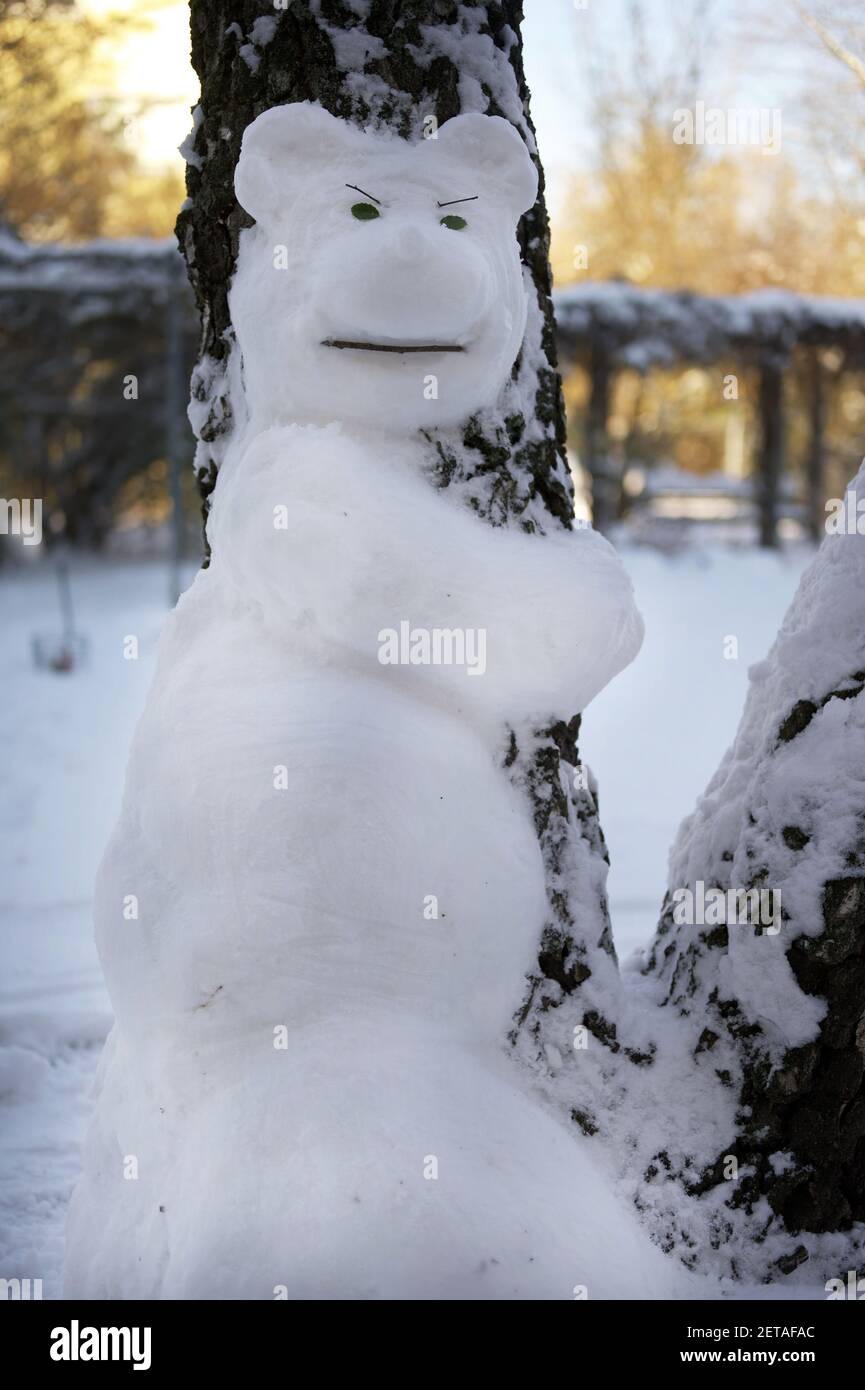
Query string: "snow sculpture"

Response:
xmin=65 ymin=105 xmax=671 ymax=1299
xmin=230 ymin=102 xmax=536 ymax=434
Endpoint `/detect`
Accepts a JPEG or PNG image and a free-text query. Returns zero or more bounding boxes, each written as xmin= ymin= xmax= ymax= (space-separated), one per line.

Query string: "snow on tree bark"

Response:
xmin=176 ymin=0 xmax=634 ymax=1132
xmin=645 ymin=462 xmax=865 ymax=1256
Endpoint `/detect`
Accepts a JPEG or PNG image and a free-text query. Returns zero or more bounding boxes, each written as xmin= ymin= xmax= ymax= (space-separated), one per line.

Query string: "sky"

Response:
xmin=82 ymin=0 xmax=834 ymax=218
xmin=82 ymin=0 xmax=196 ymax=170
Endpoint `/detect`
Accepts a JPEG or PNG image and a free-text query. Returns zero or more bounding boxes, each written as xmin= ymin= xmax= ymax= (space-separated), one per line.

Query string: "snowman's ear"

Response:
xmin=436 ymin=113 xmax=538 ymax=220
xmin=235 ymin=102 xmax=362 ymax=224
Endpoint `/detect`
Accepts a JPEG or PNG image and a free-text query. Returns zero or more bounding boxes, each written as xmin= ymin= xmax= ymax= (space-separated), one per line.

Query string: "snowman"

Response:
xmin=64 ymin=104 xmax=676 ymax=1300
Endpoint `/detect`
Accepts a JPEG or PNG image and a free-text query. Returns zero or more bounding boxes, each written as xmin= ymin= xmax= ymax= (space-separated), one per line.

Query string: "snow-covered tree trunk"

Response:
xmin=645 ymin=463 xmax=865 ymax=1258
xmin=176 ymin=0 xmax=630 ymax=1122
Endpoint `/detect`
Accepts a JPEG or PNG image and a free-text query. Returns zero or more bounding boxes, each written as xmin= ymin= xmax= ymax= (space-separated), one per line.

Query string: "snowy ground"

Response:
xmin=0 ymin=542 xmax=811 ymax=1298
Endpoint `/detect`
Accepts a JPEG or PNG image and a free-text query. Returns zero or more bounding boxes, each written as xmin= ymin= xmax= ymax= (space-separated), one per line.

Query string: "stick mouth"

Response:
xmin=322 ymin=338 xmax=466 ymax=354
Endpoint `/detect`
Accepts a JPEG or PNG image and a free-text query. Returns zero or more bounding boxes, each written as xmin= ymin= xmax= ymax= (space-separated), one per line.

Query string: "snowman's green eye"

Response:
xmin=440 ymin=214 xmax=467 ymax=230
xmin=351 ymin=202 xmax=380 ymax=220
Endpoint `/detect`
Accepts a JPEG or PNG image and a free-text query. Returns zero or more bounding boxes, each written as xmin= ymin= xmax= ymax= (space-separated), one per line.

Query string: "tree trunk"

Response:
xmin=177 ymin=0 xmax=629 ymax=1123
xmin=645 ymin=458 xmax=865 ymax=1258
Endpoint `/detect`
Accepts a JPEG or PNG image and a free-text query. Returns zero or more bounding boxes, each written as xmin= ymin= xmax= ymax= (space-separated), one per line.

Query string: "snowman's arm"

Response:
xmin=401 ymin=507 xmax=646 ymax=720
xmin=207 ymin=426 xmax=643 ymax=719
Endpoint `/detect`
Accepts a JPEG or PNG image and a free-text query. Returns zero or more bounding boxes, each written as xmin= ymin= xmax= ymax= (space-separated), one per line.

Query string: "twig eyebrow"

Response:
xmin=436 ymin=195 xmax=479 ymax=208
xmin=346 ymin=183 xmax=382 ymax=205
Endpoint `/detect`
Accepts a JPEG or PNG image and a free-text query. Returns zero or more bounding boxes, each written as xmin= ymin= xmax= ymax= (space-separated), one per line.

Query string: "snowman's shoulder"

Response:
xmin=219 ymin=421 xmax=392 ymax=510
xmin=238 ymin=422 xmax=369 ymax=475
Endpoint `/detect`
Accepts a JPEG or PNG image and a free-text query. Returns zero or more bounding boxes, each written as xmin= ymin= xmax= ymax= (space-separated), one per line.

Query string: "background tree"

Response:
xmin=551 ymin=0 xmax=865 ymax=542
xmin=768 ymin=2 xmax=865 ymax=203
xmin=0 ymin=0 xmax=184 ymax=239
xmin=551 ymin=0 xmax=865 ymax=297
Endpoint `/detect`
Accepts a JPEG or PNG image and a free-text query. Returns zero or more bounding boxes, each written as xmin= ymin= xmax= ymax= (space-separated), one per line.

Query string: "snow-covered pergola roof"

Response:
xmin=554 ymin=281 xmax=865 ymax=371
xmin=0 ymin=229 xmax=180 ymax=295
xmin=8 ymin=234 xmax=864 ymax=371
xmin=0 ymin=230 xmax=186 ymax=339
xmin=4 ymin=233 xmax=862 ymax=548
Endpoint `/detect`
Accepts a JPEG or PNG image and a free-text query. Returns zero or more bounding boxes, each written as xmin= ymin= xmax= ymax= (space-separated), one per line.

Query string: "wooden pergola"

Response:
xmin=0 ymin=231 xmax=194 ymax=569
xmin=553 ymin=282 xmax=865 ymax=544
xmin=5 ymin=234 xmax=865 ymax=553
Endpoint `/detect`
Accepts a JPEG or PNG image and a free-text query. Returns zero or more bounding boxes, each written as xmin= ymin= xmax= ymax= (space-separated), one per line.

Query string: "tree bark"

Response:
xmin=645 ymin=463 xmax=865 ymax=1252
xmin=177 ymin=0 xmax=628 ymax=1118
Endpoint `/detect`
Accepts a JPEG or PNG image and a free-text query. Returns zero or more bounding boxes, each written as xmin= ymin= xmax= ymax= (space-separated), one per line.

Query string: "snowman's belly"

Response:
xmin=66 ymin=1016 xmax=685 ymax=1301
xmin=99 ymin=656 xmax=546 ymax=1044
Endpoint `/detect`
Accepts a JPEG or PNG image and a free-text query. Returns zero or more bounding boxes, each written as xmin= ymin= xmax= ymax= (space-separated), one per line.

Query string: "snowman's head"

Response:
xmin=230 ymin=103 xmax=538 ymax=434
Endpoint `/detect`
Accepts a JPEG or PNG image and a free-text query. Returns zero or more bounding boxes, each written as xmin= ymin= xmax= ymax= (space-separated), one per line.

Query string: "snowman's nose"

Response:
xmin=392 ymin=224 xmax=429 ymax=265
